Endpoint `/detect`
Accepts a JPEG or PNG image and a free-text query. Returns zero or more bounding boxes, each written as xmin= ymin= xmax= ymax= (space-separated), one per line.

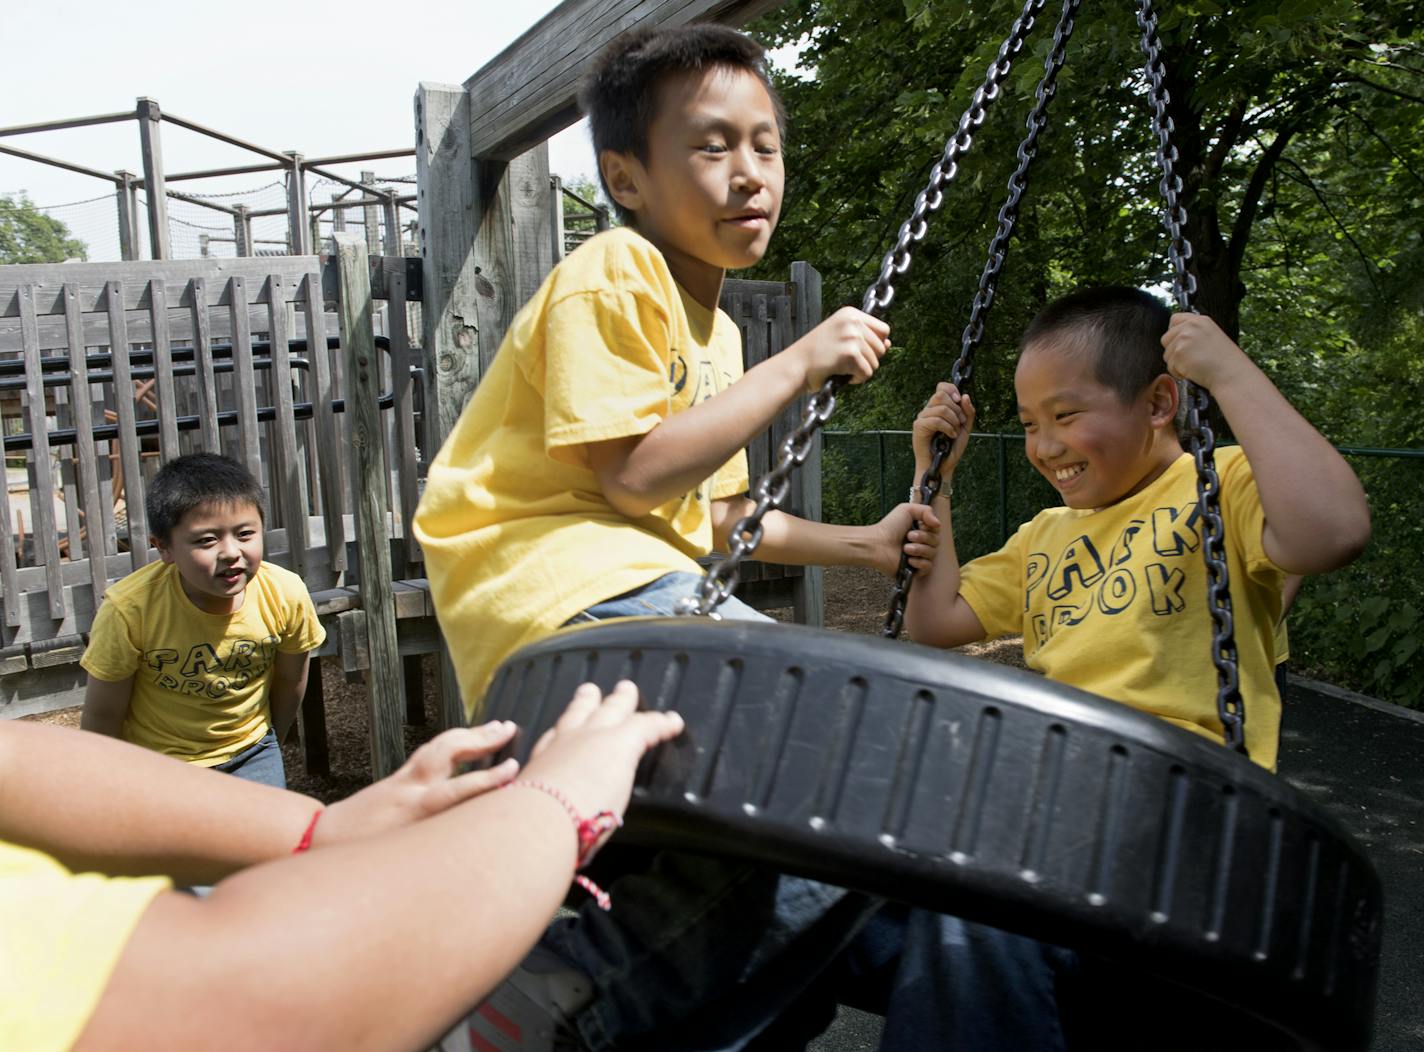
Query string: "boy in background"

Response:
xmin=81 ymin=452 xmax=325 ymax=789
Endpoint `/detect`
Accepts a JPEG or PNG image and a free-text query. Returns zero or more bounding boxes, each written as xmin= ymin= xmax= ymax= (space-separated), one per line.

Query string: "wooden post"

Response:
xmin=595 ymin=205 xmax=611 ymax=232
xmin=233 ymin=205 xmax=252 ymax=257
xmin=285 ymin=152 xmax=311 ymax=256
xmin=415 ymin=83 xmax=480 ymax=444
xmin=790 ymin=261 xmax=825 ymax=628
xmin=333 ymin=232 xmax=405 ymax=776
xmin=360 ymin=170 xmax=380 ymax=257
xmin=297 ymin=655 xmax=330 ymax=777
xmin=115 ymin=170 xmax=140 ymax=261
xmin=383 ymin=191 xmax=401 ymax=256
xmin=331 ymin=192 xmax=347 ymax=232
xmin=550 ymin=174 xmax=566 ymax=261
xmin=136 ymin=98 xmax=170 ymax=260
xmin=199 ymin=234 xmax=210 ymax=258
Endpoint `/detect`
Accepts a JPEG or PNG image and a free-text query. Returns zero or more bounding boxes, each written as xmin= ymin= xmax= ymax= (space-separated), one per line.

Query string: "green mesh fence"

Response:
xmin=821 ymin=432 xmax=1424 ymax=708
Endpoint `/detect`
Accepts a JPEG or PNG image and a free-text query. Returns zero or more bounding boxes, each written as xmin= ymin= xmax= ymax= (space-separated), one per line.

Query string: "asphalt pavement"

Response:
xmin=810 ymin=677 xmax=1423 ymax=1051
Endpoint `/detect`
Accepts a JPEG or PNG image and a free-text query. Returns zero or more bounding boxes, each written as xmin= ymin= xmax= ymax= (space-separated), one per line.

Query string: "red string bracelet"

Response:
xmin=292 ymin=809 xmax=323 ymax=854
xmin=507 ymin=779 xmax=623 ymax=910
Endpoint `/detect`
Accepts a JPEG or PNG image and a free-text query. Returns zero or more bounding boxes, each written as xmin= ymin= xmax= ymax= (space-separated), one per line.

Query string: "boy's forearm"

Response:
xmin=79 ymin=704 xmax=126 ymax=738
xmin=599 ymin=353 xmax=807 ymax=515
xmin=267 ymin=685 xmax=302 ymax=743
xmin=82 ymin=790 xmax=578 ymax=1052
xmin=714 ymin=500 xmax=888 ymax=572
xmin=1208 ymin=360 xmax=1370 ymax=572
xmin=0 ymin=720 xmax=319 ymax=885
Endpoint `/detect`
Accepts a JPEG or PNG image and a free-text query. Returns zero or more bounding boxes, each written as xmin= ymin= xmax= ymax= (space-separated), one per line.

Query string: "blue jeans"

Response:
xmin=214 ymin=727 xmax=286 ymax=788
xmin=551 ymin=573 xmax=1073 ymax=1051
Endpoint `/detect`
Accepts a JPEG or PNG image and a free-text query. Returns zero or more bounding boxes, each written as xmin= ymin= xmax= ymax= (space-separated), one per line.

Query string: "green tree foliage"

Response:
xmin=746 ymin=0 xmax=1424 ymax=703
xmin=0 ymin=193 xmax=88 ymax=264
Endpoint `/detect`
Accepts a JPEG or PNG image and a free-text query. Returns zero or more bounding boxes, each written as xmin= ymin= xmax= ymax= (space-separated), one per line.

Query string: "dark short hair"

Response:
xmin=146 ymin=452 xmax=265 ymax=544
xmin=579 ymin=24 xmax=785 ymax=222
xmin=1020 ymin=286 xmax=1174 ymax=402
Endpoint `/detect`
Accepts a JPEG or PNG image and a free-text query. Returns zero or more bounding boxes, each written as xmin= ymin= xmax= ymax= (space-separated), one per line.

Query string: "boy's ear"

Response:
xmin=150 ymin=535 xmax=174 ymax=564
xmin=1146 ymin=373 xmax=1181 ymax=430
xmin=599 ymin=149 xmax=644 ymax=216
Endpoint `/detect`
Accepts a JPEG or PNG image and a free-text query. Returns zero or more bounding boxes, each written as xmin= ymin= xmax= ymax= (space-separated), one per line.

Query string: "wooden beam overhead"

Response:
xmin=464 ymin=0 xmax=783 ymax=161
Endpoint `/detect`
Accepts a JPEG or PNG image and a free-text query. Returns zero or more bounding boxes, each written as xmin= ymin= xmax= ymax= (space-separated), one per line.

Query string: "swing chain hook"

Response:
xmin=679 ymin=0 xmax=1053 ymax=618
xmin=1137 ymin=0 xmax=1246 ymax=756
xmin=884 ymin=0 xmax=1082 ymax=639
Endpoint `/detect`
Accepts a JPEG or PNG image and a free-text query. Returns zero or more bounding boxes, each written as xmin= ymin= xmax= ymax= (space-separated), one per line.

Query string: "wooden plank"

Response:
xmin=0 ymin=645 xmax=27 ymax=676
xmin=463 ymin=0 xmax=783 ymax=160
xmin=297 ymin=655 xmax=330 ymax=777
xmin=54 ymin=391 xmax=85 ymax=559
xmin=63 ymin=283 xmax=109 ymax=607
xmin=0 ymin=376 xmax=19 ymax=626
xmin=107 ymin=282 xmax=149 ymax=569
xmin=334 ymin=232 xmax=405 ymax=777
xmin=28 ymin=634 xmax=86 ymax=669
xmin=266 ymin=274 xmax=309 ymax=579
xmin=0 ymin=302 xmax=341 ymax=355
xmin=404 ymin=654 xmax=426 ymax=726
xmin=227 ymin=276 xmax=263 ymax=479
xmin=189 ymin=277 xmax=221 ymax=453
xmin=510 ymin=144 xmax=555 ymax=306
xmin=436 ymin=645 xmax=465 ymax=730
xmin=19 ymin=286 xmax=68 ymax=617
xmin=303 ymin=271 xmax=346 ymax=573
xmin=387 ymin=264 xmax=420 ymax=573
xmin=790 ymin=261 xmax=824 ymax=628
xmin=0 ymin=661 xmax=86 ymax=721
xmin=149 ymin=280 xmax=180 ymax=460
xmin=0 ymin=256 xmax=321 ymax=317
xmin=415 ymin=83 xmax=483 ymax=442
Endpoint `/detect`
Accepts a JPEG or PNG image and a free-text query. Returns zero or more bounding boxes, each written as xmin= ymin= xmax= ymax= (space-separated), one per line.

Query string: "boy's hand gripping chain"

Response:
xmin=883 ymin=0 xmax=1082 ymax=639
xmin=676 ymin=0 xmax=1056 ymax=618
xmin=1136 ymin=0 xmax=1246 ymax=755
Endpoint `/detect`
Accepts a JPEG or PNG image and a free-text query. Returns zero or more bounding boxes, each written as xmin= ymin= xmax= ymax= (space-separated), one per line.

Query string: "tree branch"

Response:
xmin=1276 ymin=156 xmax=1383 ymax=297
xmin=1204 ymin=96 xmax=1249 ymax=182
xmin=1342 ymin=74 xmax=1424 ymax=106
xmin=1227 ymin=121 xmax=1300 ymax=275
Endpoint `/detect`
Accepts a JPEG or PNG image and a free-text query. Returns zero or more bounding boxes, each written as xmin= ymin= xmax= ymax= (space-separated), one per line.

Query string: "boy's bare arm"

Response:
xmin=1162 ymin=315 xmax=1370 ymax=575
xmin=711 ymin=497 xmax=941 ymax=576
xmin=267 ymin=650 xmax=312 ymax=743
xmin=903 ymin=383 xmax=988 ymax=648
xmin=80 ymin=674 xmax=135 ymax=738
xmin=588 ymin=307 xmax=889 ymax=518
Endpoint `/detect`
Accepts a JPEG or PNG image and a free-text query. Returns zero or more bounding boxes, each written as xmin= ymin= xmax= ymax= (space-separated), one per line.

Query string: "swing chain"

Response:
xmin=884 ymin=0 xmax=1082 ymax=639
xmin=678 ymin=0 xmax=1051 ymax=618
xmin=1137 ymin=0 xmax=1246 ymax=755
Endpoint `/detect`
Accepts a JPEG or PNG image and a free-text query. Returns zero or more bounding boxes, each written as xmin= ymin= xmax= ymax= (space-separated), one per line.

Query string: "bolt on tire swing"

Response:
xmin=481 ymin=1 xmax=1383 ymax=1048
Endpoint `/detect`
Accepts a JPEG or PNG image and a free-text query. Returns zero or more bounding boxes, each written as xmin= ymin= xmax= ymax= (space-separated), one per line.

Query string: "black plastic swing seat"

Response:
xmin=481 ymin=618 xmax=1382 ymax=1051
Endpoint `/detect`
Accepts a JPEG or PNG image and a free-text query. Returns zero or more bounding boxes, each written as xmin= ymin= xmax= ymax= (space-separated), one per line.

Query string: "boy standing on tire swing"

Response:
xmin=415 ymin=23 xmax=943 ymax=1052
xmin=894 ymin=286 xmax=1371 ymax=1046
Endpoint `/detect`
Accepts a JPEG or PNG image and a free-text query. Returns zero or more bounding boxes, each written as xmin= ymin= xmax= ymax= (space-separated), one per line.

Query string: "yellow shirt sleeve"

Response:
xmin=276 ymin=573 xmax=327 ymax=654
xmin=0 ymin=841 xmax=169 ymax=1052
xmin=959 ymin=523 xmax=1031 ymax=640
xmin=533 ymin=289 xmax=674 ymax=459
xmin=78 ymin=596 xmax=141 ymax=683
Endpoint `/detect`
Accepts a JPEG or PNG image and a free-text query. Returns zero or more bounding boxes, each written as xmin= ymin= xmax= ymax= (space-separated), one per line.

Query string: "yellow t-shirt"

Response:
xmin=80 ymin=560 xmax=326 ymax=766
xmin=0 ymin=839 xmax=169 ymax=1052
xmin=960 ymin=448 xmax=1287 ymax=768
xmin=414 ymin=228 xmax=750 ymax=717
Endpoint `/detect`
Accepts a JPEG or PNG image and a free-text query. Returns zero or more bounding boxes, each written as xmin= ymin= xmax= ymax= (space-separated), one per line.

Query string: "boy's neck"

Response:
xmin=633 ymin=224 xmax=726 ymax=310
xmin=1098 ymin=435 xmax=1186 ymax=511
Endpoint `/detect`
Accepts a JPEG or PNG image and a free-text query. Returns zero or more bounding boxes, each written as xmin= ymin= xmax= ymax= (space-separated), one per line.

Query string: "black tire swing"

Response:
xmin=481 ymin=1 xmax=1382 ymax=1048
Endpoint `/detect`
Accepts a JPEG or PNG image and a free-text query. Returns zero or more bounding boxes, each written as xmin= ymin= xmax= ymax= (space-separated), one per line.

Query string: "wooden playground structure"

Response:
xmin=0 ymin=0 xmax=814 ymax=778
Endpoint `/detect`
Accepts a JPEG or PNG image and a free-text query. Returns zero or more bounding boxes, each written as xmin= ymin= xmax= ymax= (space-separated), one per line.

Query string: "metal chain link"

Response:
xmin=1137 ymin=0 xmax=1246 ymax=755
xmin=677 ymin=0 xmax=1052 ymax=617
xmin=883 ymin=0 xmax=1082 ymax=639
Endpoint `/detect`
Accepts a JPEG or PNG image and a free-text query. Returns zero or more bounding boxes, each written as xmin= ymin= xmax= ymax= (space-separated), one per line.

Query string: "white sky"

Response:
xmin=0 ymin=0 xmax=601 ymax=210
